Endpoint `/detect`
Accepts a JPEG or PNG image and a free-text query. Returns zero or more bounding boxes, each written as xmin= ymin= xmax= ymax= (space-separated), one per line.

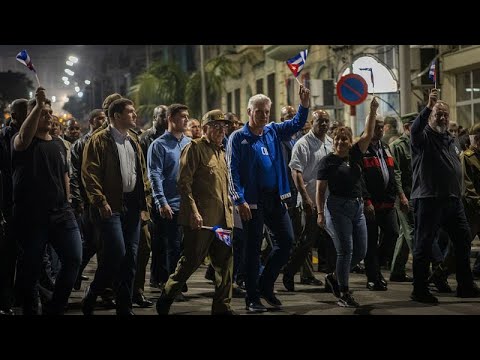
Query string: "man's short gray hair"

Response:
xmin=247 ymin=94 xmax=271 ymax=111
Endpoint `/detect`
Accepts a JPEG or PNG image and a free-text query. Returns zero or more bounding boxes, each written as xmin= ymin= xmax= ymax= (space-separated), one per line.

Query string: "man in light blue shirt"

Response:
xmin=148 ymin=104 xmax=191 ymax=286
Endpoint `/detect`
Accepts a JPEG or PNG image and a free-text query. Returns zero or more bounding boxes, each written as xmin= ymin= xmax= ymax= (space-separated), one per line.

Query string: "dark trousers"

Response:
xmin=0 ymin=215 xmax=18 ymax=311
xmin=134 ymin=221 xmax=151 ymax=294
xmin=232 ymin=227 xmax=246 ymax=284
xmin=75 ymin=205 xmax=101 ymax=281
xmin=151 ymin=211 xmax=183 ymax=283
xmin=89 ymin=197 xmax=140 ymax=311
xmin=242 ymin=192 xmax=294 ymax=302
xmin=365 ymin=207 xmax=399 ymax=282
xmin=284 ymin=210 xmax=336 ymax=277
xmin=412 ymin=197 xmax=473 ymax=293
xmin=16 ymin=209 xmax=82 ymax=315
xmin=164 ymin=226 xmax=233 ymax=314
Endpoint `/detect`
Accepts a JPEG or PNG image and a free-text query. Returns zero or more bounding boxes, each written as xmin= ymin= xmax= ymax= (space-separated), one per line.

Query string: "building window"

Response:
xmin=234 ymin=88 xmax=241 ymax=119
xmin=227 ymin=92 xmax=233 ymax=112
xmin=256 ymin=78 xmax=264 ymax=94
xmin=456 ymin=69 xmax=480 ymax=129
xmin=376 ymin=45 xmax=397 ymax=71
xmin=267 ymin=74 xmax=276 ymax=121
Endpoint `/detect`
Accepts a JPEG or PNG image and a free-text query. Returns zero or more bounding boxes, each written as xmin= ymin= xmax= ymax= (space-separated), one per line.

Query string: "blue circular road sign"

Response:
xmin=336 ymin=74 xmax=368 ymax=106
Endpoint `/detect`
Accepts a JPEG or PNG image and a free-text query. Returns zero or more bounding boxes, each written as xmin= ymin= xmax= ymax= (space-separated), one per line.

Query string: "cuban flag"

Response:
xmin=359 ymin=67 xmax=374 ymax=87
xmin=212 ymin=225 xmax=232 ymax=247
xmin=286 ymin=49 xmax=308 ymax=78
xmin=428 ymin=60 xmax=436 ymax=83
xmin=16 ymin=50 xmax=36 ymax=73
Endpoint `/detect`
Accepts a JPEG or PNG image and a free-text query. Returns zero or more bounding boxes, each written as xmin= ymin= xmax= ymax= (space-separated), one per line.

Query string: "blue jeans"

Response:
xmin=16 ymin=209 xmax=82 ymax=315
xmin=325 ymin=195 xmax=367 ymax=292
xmin=90 ymin=200 xmax=140 ymax=311
xmin=242 ymin=192 xmax=294 ymax=302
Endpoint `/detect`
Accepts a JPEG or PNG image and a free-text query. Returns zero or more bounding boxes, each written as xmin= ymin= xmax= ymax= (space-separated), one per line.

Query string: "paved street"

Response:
xmin=65 ymin=247 xmax=480 ymax=316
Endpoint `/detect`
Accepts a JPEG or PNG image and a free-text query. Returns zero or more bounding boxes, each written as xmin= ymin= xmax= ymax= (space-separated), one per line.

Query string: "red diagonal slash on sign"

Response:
xmin=343 ymin=81 xmax=363 ymax=98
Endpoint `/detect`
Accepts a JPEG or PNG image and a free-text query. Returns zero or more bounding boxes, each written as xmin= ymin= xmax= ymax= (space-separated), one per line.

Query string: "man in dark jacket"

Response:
xmin=410 ymin=88 xmax=479 ymax=303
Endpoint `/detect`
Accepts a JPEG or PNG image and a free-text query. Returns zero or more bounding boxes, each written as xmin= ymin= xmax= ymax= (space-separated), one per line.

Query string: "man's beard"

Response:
xmin=431 ymin=123 xmax=447 ymax=133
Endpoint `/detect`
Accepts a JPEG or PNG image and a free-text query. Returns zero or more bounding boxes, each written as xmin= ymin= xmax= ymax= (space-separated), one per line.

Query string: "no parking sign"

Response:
xmin=336 ymin=74 xmax=368 ymax=106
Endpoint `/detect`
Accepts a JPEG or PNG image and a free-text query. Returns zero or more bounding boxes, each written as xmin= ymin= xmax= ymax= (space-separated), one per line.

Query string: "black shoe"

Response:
xmin=133 ymin=293 xmax=153 ymax=308
xmin=378 ymin=273 xmax=388 ymax=287
xmin=325 ymin=273 xmax=341 ymax=298
xmin=337 ymin=293 xmax=359 ymax=308
xmin=236 ymin=280 xmax=246 ymax=291
xmin=431 ymin=277 xmax=452 ymax=293
xmin=116 ymin=308 xmax=135 ymax=316
xmin=389 ymin=273 xmax=413 ymax=282
xmin=351 ymin=264 xmax=365 ymax=274
xmin=282 ymin=272 xmax=295 ymax=292
xmin=300 ymin=277 xmax=323 ymax=286
xmin=156 ymin=292 xmax=174 ymax=315
xmin=456 ymin=283 xmax=480 ymax=298
xmin=181 ymin=283 xmax=188 ymax=293
xmin=245 ymin=299 xmax=268 ymax=313
xmin=99 ymin=297 xmax=116 ymax=309
xmin=81 ymin=285 xmax=97 ymax=315
xmin=149 ymin=281 xmax=163 ymax=289
xmin=410 ymin=290 xmax=438 ymax=304
xmin=366 ymin=280 xmax=388 ymax=291
xmin=232 ymin=285 xmax=245 ymax=297
xmin=260 ymin=292 xmax=282 ymax=308
xmin=205 ymin=266 xmax=215 ymax=282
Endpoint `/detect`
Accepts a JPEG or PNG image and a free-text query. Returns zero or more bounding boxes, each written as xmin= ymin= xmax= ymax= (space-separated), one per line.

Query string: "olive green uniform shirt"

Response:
xmin=177 ymin=136 xmax=233 ymax=229
xmin=390 ymin=133 xmax=412 ymax=198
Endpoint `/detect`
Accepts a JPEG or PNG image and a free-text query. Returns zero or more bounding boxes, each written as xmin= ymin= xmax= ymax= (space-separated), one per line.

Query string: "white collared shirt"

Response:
xmin=110 ymin=125 xmax=137 ymax=193
xmin=289 ymin=130 xmax=333 ymax=201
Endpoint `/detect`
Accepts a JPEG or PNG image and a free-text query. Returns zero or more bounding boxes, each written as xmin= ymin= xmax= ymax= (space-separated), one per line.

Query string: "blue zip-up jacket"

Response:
xmin=226 ymin=105 xmax=309 ymax=207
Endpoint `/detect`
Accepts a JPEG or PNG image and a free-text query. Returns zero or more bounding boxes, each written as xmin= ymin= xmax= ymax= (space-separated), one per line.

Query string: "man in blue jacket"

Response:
xmin=227 ymin=85 xmax=310 ymax=312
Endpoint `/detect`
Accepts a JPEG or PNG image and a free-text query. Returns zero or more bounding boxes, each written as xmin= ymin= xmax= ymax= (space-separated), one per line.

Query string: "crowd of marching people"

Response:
xmin=1 ymin=84 xmax=480 ymax=315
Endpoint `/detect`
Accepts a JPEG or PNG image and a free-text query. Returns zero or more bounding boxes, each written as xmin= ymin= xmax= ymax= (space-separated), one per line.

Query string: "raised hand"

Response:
xmin=428 ymin=88 xmax=438 ymax=109
xmin=299 ymin=85 xmax=311 ymax=108
xmin=370 ymin=96 xmax=379 ymax=113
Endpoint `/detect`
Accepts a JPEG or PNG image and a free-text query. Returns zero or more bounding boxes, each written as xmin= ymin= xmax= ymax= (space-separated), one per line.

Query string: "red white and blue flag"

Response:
xmin=428 ymin=60 xmax=436 ymax=83
xmin=212 ymin=225 xmax=232 ymax=247
xmin=16 ymin=50 xmax=36 ymax=73
xmin=286 ymin=49 xmax=308 ymax=78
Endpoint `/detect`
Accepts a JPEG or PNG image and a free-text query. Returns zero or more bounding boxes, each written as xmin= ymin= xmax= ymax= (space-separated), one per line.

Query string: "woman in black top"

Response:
xmin=316 ymin=97 xmax=378 ymax=308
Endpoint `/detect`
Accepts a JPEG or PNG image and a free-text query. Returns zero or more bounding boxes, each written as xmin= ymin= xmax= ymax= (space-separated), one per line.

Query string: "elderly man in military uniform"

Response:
xmin=461 ymin=123 xmax=480 ymax=277
xmin=389 ymin=113 xmax=417 ymax=282
xmin=156 ymin=109 xmax=235 ymax=315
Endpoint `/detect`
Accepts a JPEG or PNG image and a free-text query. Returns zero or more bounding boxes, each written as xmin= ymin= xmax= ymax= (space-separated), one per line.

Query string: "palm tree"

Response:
xmin=185 ymin=55 xmax=239 ymax=119
xmin=129 ymin=62 xmax=187 ymax=127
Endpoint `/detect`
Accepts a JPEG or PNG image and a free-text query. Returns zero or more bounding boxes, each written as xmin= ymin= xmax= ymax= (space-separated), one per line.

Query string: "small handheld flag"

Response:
xmin=359 ymin=67 xmax=375 ymax=95
xmin=202 ymin=225 xmax=232 ymax=247
xmin=286 ymin=49 xmax=308 ymax=86
xmin=429 ymin=60 xmax=437 ymax=88
xmin=16 ymin=49 xmax=40 ymax=86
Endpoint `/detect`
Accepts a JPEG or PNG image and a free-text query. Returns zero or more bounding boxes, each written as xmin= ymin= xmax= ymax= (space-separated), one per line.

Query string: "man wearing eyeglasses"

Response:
xmin=156 ymin=110 xmax=235 ymax=315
